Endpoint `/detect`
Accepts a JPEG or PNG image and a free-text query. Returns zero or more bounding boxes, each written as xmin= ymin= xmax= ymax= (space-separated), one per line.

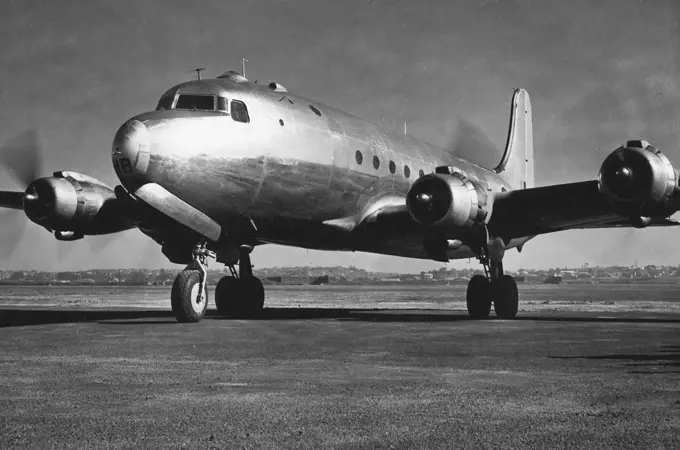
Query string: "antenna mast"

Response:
xmin=242 ymin=58 xmax=248 ymax=78
xmin=193 ymin=68 xmax=206 ymax=80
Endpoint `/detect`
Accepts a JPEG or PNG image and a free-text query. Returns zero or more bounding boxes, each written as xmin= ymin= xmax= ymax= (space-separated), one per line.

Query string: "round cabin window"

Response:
xmin=404 ymin=165 xmax=410 ymax=178
xmin=355 ymin=150 xmax=363 ymax=165
xmin=373 ymin=155 xmax=380 ymax=170
xmin=389 ymin=161 xmax=396 ymax=174
xmin=419 ymin=169 xmax=425 ymax=177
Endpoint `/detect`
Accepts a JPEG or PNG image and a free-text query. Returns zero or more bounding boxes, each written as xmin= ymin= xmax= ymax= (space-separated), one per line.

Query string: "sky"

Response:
xmin=0 ymin=0 xmax=679 ymax=272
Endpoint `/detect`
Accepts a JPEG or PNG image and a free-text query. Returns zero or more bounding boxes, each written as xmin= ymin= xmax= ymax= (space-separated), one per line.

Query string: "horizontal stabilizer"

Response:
xmin=133 ymin=183 xmax=222 ymax=241
xmin=0 ymin=191 xmax=25 ymax=210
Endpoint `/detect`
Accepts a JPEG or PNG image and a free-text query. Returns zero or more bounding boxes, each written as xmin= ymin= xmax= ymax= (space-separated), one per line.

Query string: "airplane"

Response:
xmin=1 ymin=69 xmax=679 ymax=323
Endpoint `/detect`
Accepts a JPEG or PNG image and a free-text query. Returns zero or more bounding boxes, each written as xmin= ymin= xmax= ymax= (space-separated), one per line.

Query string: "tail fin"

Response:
xmin=496 ymin=89 xmax=534 ymax=189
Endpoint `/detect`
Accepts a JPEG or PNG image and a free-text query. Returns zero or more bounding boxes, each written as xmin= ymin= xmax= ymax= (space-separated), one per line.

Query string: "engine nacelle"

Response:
xmin=598 ymin=140 xmax=676 ymax=215
xmin=406 ymin=169 xmax=489 ymax=230
xmin=23 ymin=171 xmax=136 ymax=236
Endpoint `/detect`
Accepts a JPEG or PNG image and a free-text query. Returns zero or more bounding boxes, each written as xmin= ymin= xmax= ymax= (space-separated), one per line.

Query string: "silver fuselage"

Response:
xmin=112 ymin=74 xmax=528 ymax=260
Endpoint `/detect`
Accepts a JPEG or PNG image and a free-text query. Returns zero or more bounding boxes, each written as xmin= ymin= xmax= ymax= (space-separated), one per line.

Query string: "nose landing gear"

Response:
xmin=171 ymin=240 xmax=213 ymax=323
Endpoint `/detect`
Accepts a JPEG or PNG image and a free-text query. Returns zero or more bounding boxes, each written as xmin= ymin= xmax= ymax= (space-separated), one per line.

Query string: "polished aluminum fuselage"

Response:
xmin=115 ymin=75 xmax=524 ymax=260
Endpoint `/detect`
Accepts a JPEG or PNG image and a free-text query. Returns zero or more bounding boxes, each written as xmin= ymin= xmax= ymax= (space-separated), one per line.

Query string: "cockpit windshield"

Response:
xmin=175 ymin=94 xmax=216 ymax=111
xmin=156 ymin=95 xmax=174 ymax=111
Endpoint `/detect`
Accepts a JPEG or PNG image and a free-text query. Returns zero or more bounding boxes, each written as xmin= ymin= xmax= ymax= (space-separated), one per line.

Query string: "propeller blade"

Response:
xmin=55 ymin=233 xmax=123 ymax=262
xmin=88 ymin=234 xmax=120 ymax=255
xmin=0 ymin=129 xmax=42 ymax=188
xmin=445 ymin=120 xmax=500 ymax=170
xmin=0 ymin=210 xmax=27 ymax=258
xmin=0 ymin=190 xmax=25 ymax=210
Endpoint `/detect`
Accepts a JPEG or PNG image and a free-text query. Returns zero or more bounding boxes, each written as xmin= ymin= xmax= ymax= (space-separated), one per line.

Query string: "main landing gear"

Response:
xmin=213 ymin=245 xmax=265 ymax=317
xmin=170 ymin=241 xmax=265 ymax=323
xmin=466 ymin=257 xmax=519 ymax=320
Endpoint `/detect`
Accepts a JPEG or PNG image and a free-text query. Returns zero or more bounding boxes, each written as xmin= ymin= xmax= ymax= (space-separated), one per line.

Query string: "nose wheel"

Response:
xmin=171 ymin=241 xmax=213 ymax=323
xmin=466 ymin=258 xmax=519 ymax=319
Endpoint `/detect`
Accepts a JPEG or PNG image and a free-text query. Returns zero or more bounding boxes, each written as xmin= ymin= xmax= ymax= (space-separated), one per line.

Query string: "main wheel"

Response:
xmin=214 ymin=276 xmax=265 ymax=317
xmin=214 ymin=276 xmax=243 ymax=315
xmin=466 ymin=274 xmax=492 ymax=318
xmin=493 ymin=274 xmax=519 ymax=319
xmin=171 ymin=269 xmax=208 ymax=323
xmin=241 ymin=276 xmax=265 ymax=315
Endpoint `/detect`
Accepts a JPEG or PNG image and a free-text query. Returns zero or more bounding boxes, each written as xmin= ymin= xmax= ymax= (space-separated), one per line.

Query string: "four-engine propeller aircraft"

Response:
xmin=1 ymin=69 xmax=679 ymax=323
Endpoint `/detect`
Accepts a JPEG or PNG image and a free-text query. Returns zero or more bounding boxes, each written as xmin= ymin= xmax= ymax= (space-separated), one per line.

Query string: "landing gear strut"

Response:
xmin=466 ymin=252 xmax=519 ymax=319
xmin=171 ymin=240 xmax=213 ymax=323
xmin=214 ymin=245 xmax=265 ymax=317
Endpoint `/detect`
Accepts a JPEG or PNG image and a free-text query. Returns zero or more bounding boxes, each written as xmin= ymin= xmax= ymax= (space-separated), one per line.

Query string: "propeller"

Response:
xmin=0 ymin=130 xmax=121 ymax=260
xmin=0 ymin=129 xmax=43 ymax=258
xmin=445 ymin=119 xmax=501 ymax=170
xmin=0 ymin=129 xmax=42 ymax=188
xmin=598 ymin=145 xmax=655 ymax=203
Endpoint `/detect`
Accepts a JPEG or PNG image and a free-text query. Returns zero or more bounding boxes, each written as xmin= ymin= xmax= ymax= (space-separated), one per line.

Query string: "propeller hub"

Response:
xmin=416 ymin=193 xmax=432 ymax=203
xmin=615 ymin=167 xmax=632 ymax=181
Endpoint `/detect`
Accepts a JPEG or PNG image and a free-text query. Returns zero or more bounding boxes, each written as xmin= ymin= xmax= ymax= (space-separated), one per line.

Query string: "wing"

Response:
xmin=331 ymin=180 xmax=679 ymax=247
xmin=487 ymin=180 xmax=679 ymax=239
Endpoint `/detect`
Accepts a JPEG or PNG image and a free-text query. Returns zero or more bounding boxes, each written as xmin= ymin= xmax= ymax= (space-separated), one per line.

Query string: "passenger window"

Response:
xmin=217 ymin=97 xmax=228 ymax=111
xmin=404 ymin=165 xmax=410 ymax=178
xmin=231 ymin=100 xmax=250 ymax=123
xmin=373 ymin=156 xmax=380 ymax=170
xmin=156 ymin=95 xmax=174 ymax=111
xmin=355 ymin=150 xmax=363 ymax=165
xmin=175 ymin=94 xmax=215 ymax=111
xmin=389 ymin=161 xmax=396 ymax=174
xmin=419 ymin=169 xmax=425 ymax=177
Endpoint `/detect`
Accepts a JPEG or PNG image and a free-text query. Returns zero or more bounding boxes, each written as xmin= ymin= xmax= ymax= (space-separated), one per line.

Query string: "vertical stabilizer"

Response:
xmin=496 ymin=89 xmax=534 ymax=189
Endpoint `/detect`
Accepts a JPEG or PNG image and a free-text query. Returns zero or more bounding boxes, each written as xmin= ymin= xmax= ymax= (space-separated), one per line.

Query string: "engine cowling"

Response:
xmin=23 ymin=171 xmax=136 ymax=238
xmin=406 ymin=169 xmax=489 ymax=230
xmin=598 ymin=140 xmax=676 ymax=215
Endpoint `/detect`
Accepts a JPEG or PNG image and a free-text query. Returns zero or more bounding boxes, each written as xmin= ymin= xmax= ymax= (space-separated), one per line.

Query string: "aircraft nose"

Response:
xmin=112 ymin=119 xmax=150 ymax=182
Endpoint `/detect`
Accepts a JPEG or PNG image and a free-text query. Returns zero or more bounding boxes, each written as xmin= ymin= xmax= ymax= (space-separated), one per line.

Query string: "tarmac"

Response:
xmin=1 ymin=307 xmax=679 ymax=449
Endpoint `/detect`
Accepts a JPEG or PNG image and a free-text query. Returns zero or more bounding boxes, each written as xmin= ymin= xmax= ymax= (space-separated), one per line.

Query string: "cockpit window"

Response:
xmin=231 ymin=100 xmax=250 ymax=123
xmin=217 ymin=97 xmax=228 ymax=111
xmin=156 ymin=95 xmax=174 ymax=111
xmin=175 ymin=94 xmax=215 ymax=111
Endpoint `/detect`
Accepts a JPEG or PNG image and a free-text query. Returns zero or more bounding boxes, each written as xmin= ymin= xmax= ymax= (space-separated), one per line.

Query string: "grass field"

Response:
xmin=0 ymin=283 xmax=679 ymax=313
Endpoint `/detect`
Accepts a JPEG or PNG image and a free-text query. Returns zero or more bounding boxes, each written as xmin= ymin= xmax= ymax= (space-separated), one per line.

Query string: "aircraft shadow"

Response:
xmin=549 ymin=345 xmax=680 ymax=374
xmin=211 ymin=308 xmax=680 ymax=324
xmin=0 ymin=309 xmax=174 ymax=327
xmin=2 ymin=307 xmax=680 ymax=327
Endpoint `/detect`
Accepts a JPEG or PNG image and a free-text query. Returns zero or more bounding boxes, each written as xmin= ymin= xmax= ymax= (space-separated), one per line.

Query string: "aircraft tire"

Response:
xmin=242 ymin=276 xmax=265 ymax=314
xmin=214 ymin=276 xmax=242 ymax=314
xmin=171 ymin=269 xmax=208 ymax=323
xmin=214 ymin=276 xmax=265 ymax=317
xmin=493 ymin=275 xmax=519 ymax=319
xmin=466 ymin=274 xmax=492 ymax=318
